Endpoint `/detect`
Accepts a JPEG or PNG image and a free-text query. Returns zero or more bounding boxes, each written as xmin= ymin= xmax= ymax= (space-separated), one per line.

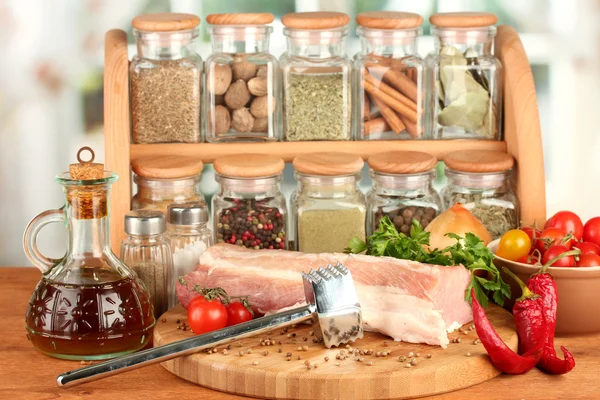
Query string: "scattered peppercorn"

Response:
xmin=252 ymin=361 xmax=259 ymax=366
xmin=278 ymin=348 xmax=283 ymax=353
xmin=411 ymin=358 xmax=417 ymax=366
xmin=324 ymin=356 xmax=329 ymax=362
xmin=426 ymin=354 xmax=432 ymax=359
xmin=262 ymin=350 xmax=269 ymax=356
xmin=161 ymin=318 xmax=167 ymax=323
xmin=399 ymin=356 xmax=406 ymax=362
xmin=466 ymin=352 xmax=471 ymax=357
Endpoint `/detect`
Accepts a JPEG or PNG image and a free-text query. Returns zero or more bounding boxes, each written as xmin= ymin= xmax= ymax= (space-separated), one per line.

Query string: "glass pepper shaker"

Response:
xmin=426 ymin=12 xmax=502 ymax=139
xmin=366 ymin=151 xmax=443 ymax=236
xmin=354 ymin=12 xmax=426 ymax=140
xmin=280 ymin=12 xmax=352 ymax=141
xmin=166 ymin=202 xmax=213 ymax=308
xmin=204 ymin=13 xmax=280 ymax=142
xmin=121 ymin=210 xmax=173 ymax=318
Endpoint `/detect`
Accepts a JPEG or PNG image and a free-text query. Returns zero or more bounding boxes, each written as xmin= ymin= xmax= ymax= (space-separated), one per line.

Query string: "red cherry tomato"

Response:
xmin=536 ymin=227 xmax=569 ymax=253
xmin=545 ymin=211 xmax=584 ymax=241
xmin=187 ymin=297 xmax=228 ymax=335
xmin=576 ymin=253 xmax=600 ymax=267
xmin=226 ymin=302 xmax=253 ymax=326
xmin=583 ymin=217 xmax=600 ymax=247
xmin=517 ymin=253 xmax=540 ymax=265
xmin=520 ymin=227 xmax=541 ymax=243
xmin=541 ymin=245 xmax=576 ymax=267
xmin=573 ymin=241 xmax=600 ymax=255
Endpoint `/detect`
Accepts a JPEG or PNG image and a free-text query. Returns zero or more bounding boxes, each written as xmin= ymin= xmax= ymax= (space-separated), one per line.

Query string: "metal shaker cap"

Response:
xmin=124 ymin=210 xmax=166 ymax=235
xmin=167 ymin=201 xmax=208 ymax=225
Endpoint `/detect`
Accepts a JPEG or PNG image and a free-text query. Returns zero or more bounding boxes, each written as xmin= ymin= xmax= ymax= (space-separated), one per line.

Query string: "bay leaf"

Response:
xmin=438 ymin=90 xmax=490 ymax=132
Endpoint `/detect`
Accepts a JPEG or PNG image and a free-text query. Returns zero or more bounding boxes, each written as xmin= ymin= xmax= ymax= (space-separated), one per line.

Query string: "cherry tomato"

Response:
xmin=545 ymin=211 xmax=583 ymax=241
xmin=541 ymin=245 xmax=576 ymax=267
xmin=520 ymin=227 xmax=541 ymax=243
xmin=226 ymin=302 xmax=253 ymax=326
xmin=187 ymin=296 xmax=228 ymax=335
xmin=517 ymin=253 xmax=540 ymax=265
xmin=536 ymin=227 xmax=570 ymax=253
xmin=576 ymin=253 xmax=600 ymax=267
xmin=573 ymin=241 xmax=600 ymax=255
xmin=496 ymin=230 xmax=532 ymax=261
xmin=583 ymin=217 xmax=600 ymax=247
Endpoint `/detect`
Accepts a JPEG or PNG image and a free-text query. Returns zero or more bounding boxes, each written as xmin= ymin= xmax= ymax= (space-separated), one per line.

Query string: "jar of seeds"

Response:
xmin=131 ymin=155 xmax=205 ymax=213
xmin=280 ymin=12 xmax=352 ymax=141
xmin=204 ymin=13 xmax=280 ymax=142
xmin=121 ymin=210 xmax=173 ymax=318
xmin=130 ymin=13 xmax=202 ymax=143
xmin=354 ymin=12 xmax=426 ymax=140
xmin=292 ymin=153 xmax=366 ymax=253
xmin=441 ymin=150 xmax=518 ymax=239
xmin=426 ymin=12 xmax=502 ymax=140
xmin=366 ymin=151 xmax=443 ymax=236
xmin=212 ymin=154 xmax=287 ymax=250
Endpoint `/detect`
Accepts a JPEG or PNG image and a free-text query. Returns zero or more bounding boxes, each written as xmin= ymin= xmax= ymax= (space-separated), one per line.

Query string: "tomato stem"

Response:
xmin=538 ymin=249 xmax=581 ymax=274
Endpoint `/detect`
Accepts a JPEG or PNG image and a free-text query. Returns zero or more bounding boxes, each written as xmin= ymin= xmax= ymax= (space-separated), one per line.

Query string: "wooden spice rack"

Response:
xmin=104 ymin=26 xmax=546 ymax=253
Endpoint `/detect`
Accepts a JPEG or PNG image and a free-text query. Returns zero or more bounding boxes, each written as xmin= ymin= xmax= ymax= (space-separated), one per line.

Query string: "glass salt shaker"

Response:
xmin=166 ymin=202 xmax=213 ymax=308
xmin=366 ymin=151 xmax=443 ymax=236
xmin=441 ymin=150 xmax=518 ymax=239
xmin=130 ymin=13 xmax=202 ymax=143
xmin=280 ymin=12 xmax=352 ymax=141
xmin=426 ymin=12 xmax=502 ymax=140
xmin=204 ymin=13 xmax=280 ymax=142
xmin=354 ymin=12 xmax=426 ymax=140
xmin=121 ymin=210 xmax=173 ymax=318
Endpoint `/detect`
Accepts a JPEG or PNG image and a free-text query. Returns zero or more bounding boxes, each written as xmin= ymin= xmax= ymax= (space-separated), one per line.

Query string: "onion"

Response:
xmin=425 ymin=203 xmax=492 ymax=249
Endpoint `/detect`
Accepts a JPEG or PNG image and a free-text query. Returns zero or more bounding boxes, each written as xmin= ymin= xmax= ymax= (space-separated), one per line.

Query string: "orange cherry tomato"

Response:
xmin=496 ymin=229 xmax=532 ymax=261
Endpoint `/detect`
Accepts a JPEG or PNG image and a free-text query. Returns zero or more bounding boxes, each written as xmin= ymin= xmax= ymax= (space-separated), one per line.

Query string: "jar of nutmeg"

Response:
xmin=204 ymin=13 xmax=280 ymax=142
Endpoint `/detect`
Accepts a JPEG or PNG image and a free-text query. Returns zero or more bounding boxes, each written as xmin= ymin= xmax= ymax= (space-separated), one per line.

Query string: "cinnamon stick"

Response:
xmin=407 ymin=68 xmax=417 ymax=84
xmin=370 ymin=96 xmax=405 ymax=134
xmin=397 ymin=113 xmax=422 ymax=139
xmin=363 ymin=80 xmax=418 ymax=124
xmin=363 ymin=92 xmax=372 ymax=121
xmin=364 ymin=71 xmax=417 ymax=112
xmin=363 ymin=117 xmax=390 ymax=135
xmin=368 ymin=65 xmax=419 ymax=103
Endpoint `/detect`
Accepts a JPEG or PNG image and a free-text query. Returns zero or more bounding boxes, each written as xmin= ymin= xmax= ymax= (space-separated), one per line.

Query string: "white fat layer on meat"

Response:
xmin=202 ymin=252 xmax=301 ymax=281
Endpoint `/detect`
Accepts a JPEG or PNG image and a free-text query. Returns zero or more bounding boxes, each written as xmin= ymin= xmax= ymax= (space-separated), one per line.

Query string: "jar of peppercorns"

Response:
xmin=212 ymin=154 xmax=287 ymax=249
xmin=366 ymin=151 xmax=443 ymax=236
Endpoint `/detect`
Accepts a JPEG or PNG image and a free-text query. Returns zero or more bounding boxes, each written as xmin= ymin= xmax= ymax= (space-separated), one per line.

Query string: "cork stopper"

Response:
xmin=69 ymin=147 xmax=104 ymax=180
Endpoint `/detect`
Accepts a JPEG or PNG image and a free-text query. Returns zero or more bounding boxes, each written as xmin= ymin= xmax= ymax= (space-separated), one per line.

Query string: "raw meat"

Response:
xmin=177 ymin=244 xmax=473 ymax=347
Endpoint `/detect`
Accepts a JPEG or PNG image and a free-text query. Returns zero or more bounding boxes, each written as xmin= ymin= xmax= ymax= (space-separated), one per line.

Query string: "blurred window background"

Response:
xmin=1 ymin=0 xmax=598 ymax=266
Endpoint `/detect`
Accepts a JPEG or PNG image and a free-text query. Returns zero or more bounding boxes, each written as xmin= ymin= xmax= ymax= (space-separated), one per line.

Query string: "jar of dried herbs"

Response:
xmin=212 ymin=154 xmax=288 ymax=250
xmin=280 ymin=12 xmax=352 ymax=141
xmin=121 ymin=210 xmax=173 ymax=318
xmin=441 ymin=150 xmax=518 ymax=239
xmin=366 ymin=151 xmax=443 ymax=235
xmin=130 ymin=13 xmax=202 ymax=143
xmin=292 ymin=153 xmax=366 ymax=253
xmin=426 ymin=12 xmax=502 ymax=140
xmin=354 ymin=12 xmax=426 ymax=140
xmin=204 ymin=13 xmax=280 ymax=142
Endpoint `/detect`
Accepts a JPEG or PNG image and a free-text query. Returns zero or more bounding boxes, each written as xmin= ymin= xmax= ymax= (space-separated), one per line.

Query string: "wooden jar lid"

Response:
xmin=443 ymin=150 xmax=514 ymax=173
xmin=282 ymin=12 xmax=350 ymax=30
xmin=132 ymin=155 xmax=204 ymax=179
xmin=356 ymin=12 xmax=423 ymax=30
xmin=206 ymin=13 xmax=274 ymax=25
xmin=214 ymin=154 xmax=284 ymax=178
xmin=368 ymin=151 xmax=437 ymax=174
xmin=429 ymin=12 xmax=497 ymax=28
xmin=132 ymin=13 xmax=200 ymax=32
xmin=293 ymin=153 xmax=364 ymax=176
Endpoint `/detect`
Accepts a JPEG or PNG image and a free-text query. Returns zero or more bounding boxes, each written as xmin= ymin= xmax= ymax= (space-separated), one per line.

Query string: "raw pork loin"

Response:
xmin=177 ymin=244 xmax=472 ymax=347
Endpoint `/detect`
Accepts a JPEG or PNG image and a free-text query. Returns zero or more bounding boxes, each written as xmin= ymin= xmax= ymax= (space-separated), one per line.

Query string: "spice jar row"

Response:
xmin=130 ymin=11 xmax=502 ymax=144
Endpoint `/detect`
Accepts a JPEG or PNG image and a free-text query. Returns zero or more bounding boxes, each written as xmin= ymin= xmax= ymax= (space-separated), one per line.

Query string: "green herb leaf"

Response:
xmin=344 ymin=237 xmax=367 ymax=254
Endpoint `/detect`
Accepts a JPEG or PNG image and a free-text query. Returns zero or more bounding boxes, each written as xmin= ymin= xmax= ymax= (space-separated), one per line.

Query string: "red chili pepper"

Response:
xmin=471 ymin=288 xmax=543 ymax=374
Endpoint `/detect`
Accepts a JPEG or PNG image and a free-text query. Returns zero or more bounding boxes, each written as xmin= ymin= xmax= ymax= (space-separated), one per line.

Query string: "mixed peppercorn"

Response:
xmin=374 ymin=205 xmax=438 ymax=234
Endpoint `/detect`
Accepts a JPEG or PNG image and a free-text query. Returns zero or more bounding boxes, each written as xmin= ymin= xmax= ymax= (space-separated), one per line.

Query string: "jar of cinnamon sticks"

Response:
xmin=354 ymin=12 xmax=426 ymax=140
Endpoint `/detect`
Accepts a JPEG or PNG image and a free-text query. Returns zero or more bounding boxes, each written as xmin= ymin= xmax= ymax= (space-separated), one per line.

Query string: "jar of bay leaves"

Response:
xmin=426 ymin=12 xmax=502 ymax=140
xmin=130 ymin=13 xmax=202 ymax=143
xmin=280 ymin=12 xmax=352 ymax=141
xmin=441 ymin=150 xmax=518 ymax=239
xmin=366 ymin=151 xmax=443 ymax=236
xmin=292 ymin=153 xmax=366 ymax=253
xmin=354 ymin=12 xmax=426 ymax=140
xmin=212 ymin=154 xmax=288 ymax=250
xmin=204 ymin=13 xmax=280 ymax=142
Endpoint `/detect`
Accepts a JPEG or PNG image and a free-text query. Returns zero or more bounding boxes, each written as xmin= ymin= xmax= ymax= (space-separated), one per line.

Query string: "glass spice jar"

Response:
xmin=366 ymin=151 xmax=443 ymax=235
xmin=130 ymin=13 xmax=202 ymax=143
xmin=204 ymin=13 xmax=280 ymax=142
xmin=441 ymin=150 xmax=518 ymax=239
xmin=166 ymin=202 xmax=213 ymax=308
xmin=426 ymin=12 xmax=502 ymax=140
xmin=292 ymin=152 xmax=366 ymax=253
xmin=280 ymin=12 xmax=352 ymax=141
xmin=121 ymin=210 xmax=173 ymax=318
xmin=212 ymin=154 xmax=287 ymax=250
xmin=354 ymin=12 xmax=426 ymax=140
xmin=131 ymin=155 xmax=204 ymax=213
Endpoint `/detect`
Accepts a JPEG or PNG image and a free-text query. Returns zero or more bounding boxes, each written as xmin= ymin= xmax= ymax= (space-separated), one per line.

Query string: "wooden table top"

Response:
xmin=2 ymin=267 xmax=599 ymax=400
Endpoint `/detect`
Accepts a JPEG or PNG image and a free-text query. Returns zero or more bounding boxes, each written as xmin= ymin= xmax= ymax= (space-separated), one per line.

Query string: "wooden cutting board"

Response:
xmin=154 ymin=305 xmax=517 ymax=400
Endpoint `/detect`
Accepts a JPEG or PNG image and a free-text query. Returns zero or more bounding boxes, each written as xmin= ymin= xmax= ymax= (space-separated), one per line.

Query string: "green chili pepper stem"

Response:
xmin=502 ymin=267 xmax=539 ymax=302
xmin=537 ymin=249 xmax=581 ymax=274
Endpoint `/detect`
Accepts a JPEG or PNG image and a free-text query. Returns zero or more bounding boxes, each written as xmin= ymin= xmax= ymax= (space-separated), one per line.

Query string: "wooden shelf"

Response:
xmin=130 ymin=140 xmax=507 ymax=164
